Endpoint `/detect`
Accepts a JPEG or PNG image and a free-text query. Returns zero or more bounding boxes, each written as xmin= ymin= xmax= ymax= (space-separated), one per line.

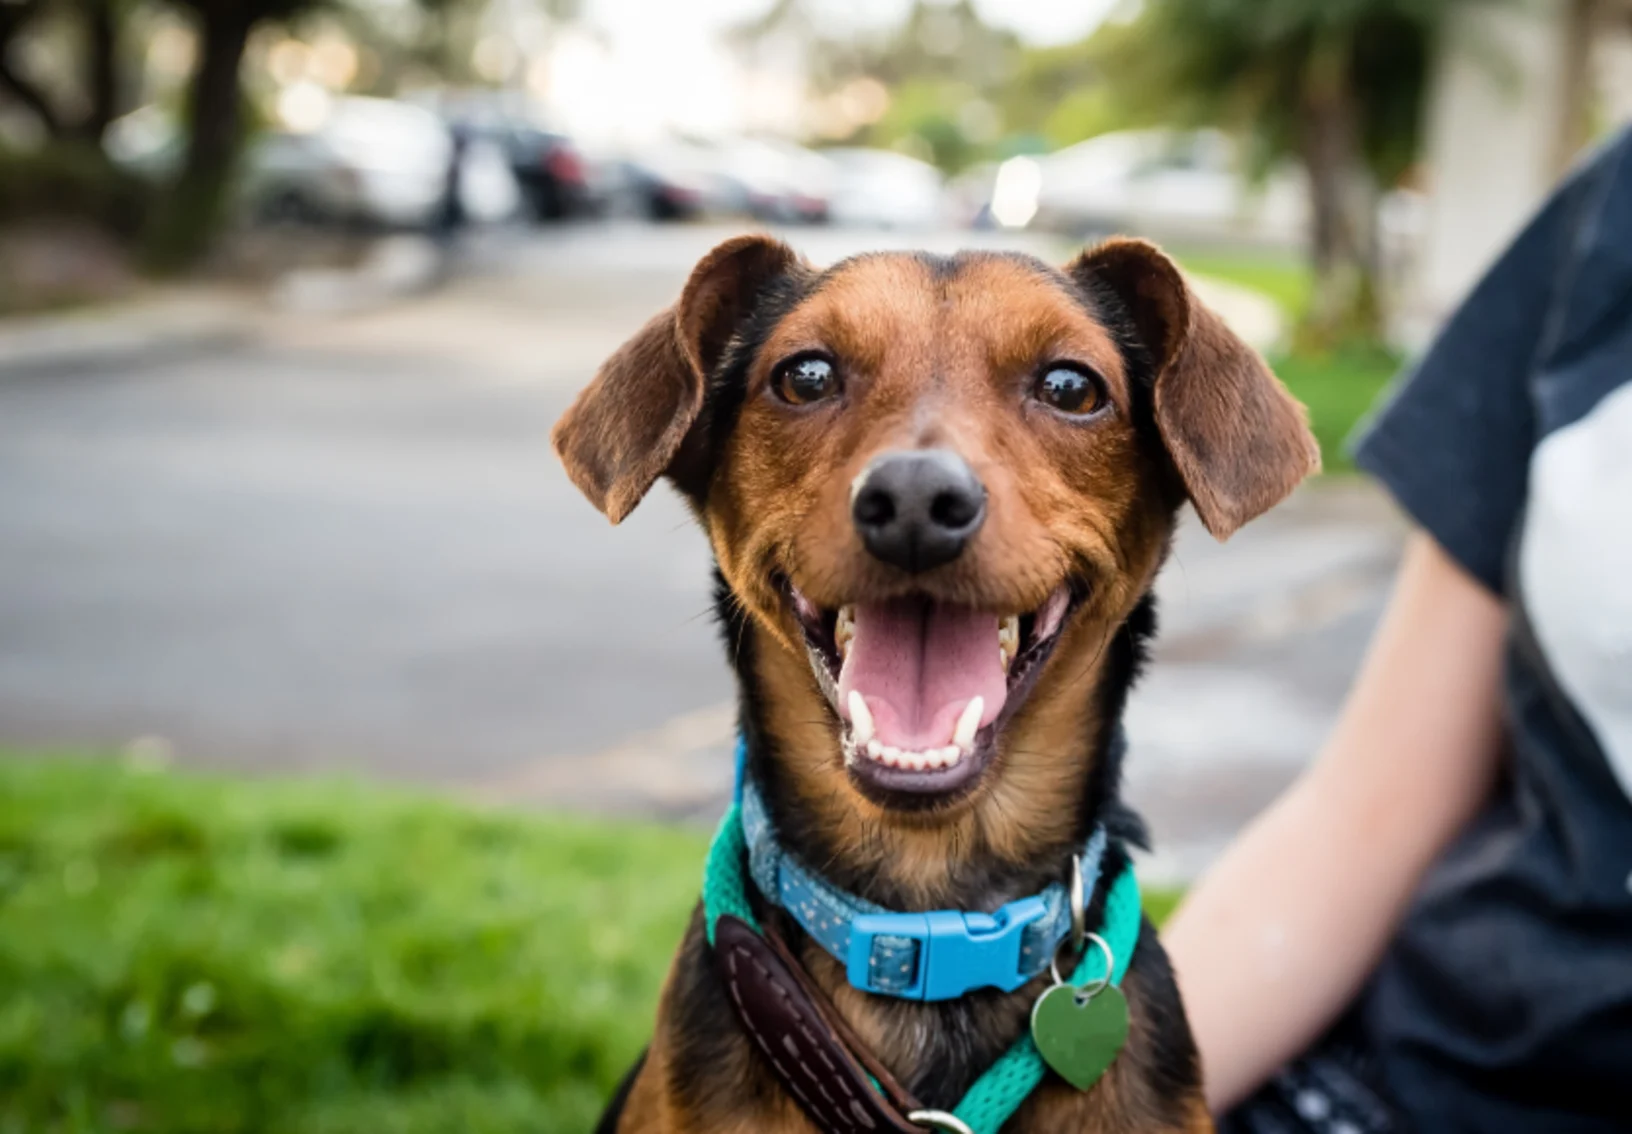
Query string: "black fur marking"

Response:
xmin=593 ymin=1046 xmax=647 ymax=1134
xmin=1126 ymin=918 xmax=1205 ymax=1112
xmin=670 ymin=264 xmax=818 ymax=507
xmin=664 ymin=905 xmax=792 ymax=1121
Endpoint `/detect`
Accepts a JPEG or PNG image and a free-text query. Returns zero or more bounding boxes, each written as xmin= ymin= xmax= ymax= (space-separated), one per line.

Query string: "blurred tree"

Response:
xmin=1107 ymin=0 xmax=1496 ymax=345
xmin=734 ymin=0 xmax=1021 ymax=170
xmin=143 ymin=0 xmax=319 ymax=269
xmin=999 ymin=36 xmax=1122 ymax=151
xmin=144 ymin=0 xmax=541 ymax=268
xmin=0 ymin=0 xmax=130 ymax=143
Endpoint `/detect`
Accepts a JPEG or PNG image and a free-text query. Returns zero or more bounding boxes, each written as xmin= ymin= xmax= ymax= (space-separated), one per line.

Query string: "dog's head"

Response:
xmin=555 ymin=235 xmax=1317 ymax=829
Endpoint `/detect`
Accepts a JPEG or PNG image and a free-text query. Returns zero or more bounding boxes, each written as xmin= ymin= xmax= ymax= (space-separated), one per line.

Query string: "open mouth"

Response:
xmin=783 ymin=579 xmax=1083 ymax=804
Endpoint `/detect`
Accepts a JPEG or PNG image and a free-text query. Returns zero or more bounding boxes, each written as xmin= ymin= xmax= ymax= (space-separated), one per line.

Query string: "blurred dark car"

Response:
xmin=616 ymin=138 xmax=739 ymax=221
xmin=411 ymin=91 xmax=594 ymax=222
xmin=483 ymin=122 xmax=591 ymax=221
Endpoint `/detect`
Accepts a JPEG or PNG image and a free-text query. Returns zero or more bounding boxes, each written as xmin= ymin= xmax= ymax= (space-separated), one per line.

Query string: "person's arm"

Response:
xmin=1163 ymin=532 xmax=1508 ymax=1112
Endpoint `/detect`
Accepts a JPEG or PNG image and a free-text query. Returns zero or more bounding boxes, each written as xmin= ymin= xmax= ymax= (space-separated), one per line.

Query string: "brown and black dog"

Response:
xmin=553 ymin=234 xmax=1319 ymax=1133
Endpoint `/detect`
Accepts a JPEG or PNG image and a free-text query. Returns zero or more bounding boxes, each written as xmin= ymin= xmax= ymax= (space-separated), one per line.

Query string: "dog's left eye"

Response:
xmin=772 ymin=355 xmax=841 ymax=406
xmin=1033 ymin=365 xmax=1106 ymax=416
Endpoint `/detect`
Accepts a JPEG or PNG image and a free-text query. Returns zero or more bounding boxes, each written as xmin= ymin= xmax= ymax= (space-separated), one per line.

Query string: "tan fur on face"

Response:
xmin=703 ymin=253 xmax=1175 ymax=903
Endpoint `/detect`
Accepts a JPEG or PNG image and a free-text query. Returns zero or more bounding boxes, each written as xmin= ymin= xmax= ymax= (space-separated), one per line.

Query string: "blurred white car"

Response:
xmin=715 ymin=137 xmax=834 ymax=224
xmin=824 ymin=148 xmax=944 ymax=229
xmin=1007 ymin=129 xmax=1309 ymax=246
xmin=248 ymin=96 xmax=455 ymax=229
xmin=621 ymin=137 xmax=742 ymax=219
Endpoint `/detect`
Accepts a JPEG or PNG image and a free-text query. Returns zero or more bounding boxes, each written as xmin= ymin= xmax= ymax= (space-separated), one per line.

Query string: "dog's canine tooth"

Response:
xmin=835 ymin=605 xmax=855 ymax=659
xmin=847 ymin=691 xmax=875 ymax=746
xmin=953 ymin=696 xmax=983 ymax=751
xmin=998 ymin=614 xmax=1019 ymax=669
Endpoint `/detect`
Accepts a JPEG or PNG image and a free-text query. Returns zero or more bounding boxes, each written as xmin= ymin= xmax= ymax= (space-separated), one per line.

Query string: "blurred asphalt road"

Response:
xmin=0 ymin=222 xmax=1405 ymax=879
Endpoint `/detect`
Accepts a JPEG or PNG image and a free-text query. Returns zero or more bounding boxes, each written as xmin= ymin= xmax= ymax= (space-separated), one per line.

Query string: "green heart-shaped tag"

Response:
xmin=1029 ymin=982 xmax=1129 ymax=1091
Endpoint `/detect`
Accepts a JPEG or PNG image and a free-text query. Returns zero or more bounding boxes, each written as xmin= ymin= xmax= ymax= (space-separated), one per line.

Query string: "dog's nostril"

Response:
xmin=853 ymin=488 xmax=896 ymax=529
xmin=930 ymin=490 xmax=979 ymax=531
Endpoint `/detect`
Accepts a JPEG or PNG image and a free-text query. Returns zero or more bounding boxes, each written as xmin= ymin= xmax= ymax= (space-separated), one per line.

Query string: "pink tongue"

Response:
xmin=837 ymin=598 xmax=1007 ymax=751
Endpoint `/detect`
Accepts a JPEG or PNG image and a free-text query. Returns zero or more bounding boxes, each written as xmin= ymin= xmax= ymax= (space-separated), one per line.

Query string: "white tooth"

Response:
xmin=940 ymin=746 xmax=962 ymax=766
xmin=866 ymin=738 xmax=884 ymax=760
xmin=953 ymin=697 xmax=984 ymax=751
xmin=903 ymin=750 xmax=926 ymax=771
xmin=923 ymin=748 xmax=944 ymax=770
xmin=847 ymin=691 xmax=875 ymax=746
xmin=881 ymin=745 xmax=901 ymax=766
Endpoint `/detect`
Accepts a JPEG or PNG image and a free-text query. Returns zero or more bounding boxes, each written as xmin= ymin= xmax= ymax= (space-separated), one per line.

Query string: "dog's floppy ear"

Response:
xmin=552 ymin=234 xmax=800 ymax=523
xmin=1068 ymin=238 xmax=1320 ymax=540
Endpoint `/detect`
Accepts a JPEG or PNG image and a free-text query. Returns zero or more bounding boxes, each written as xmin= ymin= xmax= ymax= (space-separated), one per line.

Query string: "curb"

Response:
xmin=0 ymin=294 xmax=261 ymax=378
xmin=0 ymin=236 xmax=452 ymax=378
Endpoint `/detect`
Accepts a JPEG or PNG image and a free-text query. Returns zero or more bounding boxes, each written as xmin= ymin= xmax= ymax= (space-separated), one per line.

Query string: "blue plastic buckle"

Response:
xmin=846 ymin=895 xmax=1048 ymax=1001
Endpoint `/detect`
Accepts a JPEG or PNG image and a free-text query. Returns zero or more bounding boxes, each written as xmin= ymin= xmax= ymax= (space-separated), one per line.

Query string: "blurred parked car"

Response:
xmin=714 ymin=137 xmax=832 ymax=223
xmin=824 ymin=148 xmax=944 ymax=229
xmin=411 ymin=91 xmax=593 ymax=222
xmin=246 ymin=97 xmax=454 ymax=229
xmin=617 ymin=138 xmax=740 ymax=220
xmin=997 ymin=129 xmax=1308 ymax=246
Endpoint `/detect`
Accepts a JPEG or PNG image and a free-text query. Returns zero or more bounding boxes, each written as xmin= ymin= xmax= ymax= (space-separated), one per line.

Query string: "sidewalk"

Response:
xmin=0 ymin=235 xmax=451 ymax=378
xmin=0 ymin=291 xmax=260 ymax=377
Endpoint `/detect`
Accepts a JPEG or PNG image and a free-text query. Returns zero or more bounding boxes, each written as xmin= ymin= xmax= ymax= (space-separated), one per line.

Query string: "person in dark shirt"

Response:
xmin=1166 ymin=128 xmax=1632 ymax=1133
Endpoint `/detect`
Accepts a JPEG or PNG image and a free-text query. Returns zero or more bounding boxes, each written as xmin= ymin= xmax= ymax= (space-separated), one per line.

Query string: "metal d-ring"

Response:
xmin=908 ymin=1110 xmax=976 ymax=1134
xmin=1049 ymin=930 xmax=1115 ymax=999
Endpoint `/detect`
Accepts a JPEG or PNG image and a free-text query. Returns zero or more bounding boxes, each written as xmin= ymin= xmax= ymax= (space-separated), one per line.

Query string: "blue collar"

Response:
xmin=739 ymin=779 xmax=1108 ymax=1002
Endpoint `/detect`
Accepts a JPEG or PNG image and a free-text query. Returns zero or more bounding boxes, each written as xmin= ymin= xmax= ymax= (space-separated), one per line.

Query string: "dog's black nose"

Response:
xmin=851 ymin=449 xmax=986 ymax=573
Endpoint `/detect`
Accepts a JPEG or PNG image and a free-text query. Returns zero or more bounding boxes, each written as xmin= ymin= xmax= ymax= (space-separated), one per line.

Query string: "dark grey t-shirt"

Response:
xmin=1352 ymin=129 xmax=1632 ymax=1131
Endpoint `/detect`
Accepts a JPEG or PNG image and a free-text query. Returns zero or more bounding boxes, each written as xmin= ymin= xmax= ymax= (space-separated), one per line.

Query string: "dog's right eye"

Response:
xmin=771 ymin=355 xmax=841 ymax=406
xmin=1033 ymin=364 xmax=1106 ymax=416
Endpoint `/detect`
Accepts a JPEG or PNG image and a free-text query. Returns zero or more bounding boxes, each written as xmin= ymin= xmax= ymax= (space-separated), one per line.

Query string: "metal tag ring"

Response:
xmin=1049 ymin=930 xmax=1115 ymax=998
xmin=1069 ymin=852 xmax=1086 ymax=951
xmin=908 ymin=1110 xmax=975 ymax=1134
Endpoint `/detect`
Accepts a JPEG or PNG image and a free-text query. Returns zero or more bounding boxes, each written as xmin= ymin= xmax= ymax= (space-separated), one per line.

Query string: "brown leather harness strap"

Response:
xmin=714 ymin=914 xmax=925 ymax=1133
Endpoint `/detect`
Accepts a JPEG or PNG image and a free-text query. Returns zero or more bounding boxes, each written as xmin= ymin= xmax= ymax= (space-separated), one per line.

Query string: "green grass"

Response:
xmin=1270 ymin=345 xmax=1402 ymax=472
xmin=0 ymin=754 xmax=1182 ymax=1133
xmin=1172 ymin=247 xmax=1313 ymax=324
xmin=0 ymin=755 xmax=707 ymax=1134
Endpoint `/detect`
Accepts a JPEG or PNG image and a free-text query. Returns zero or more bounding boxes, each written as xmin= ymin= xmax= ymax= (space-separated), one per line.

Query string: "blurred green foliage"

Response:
xmin=1103 ymin=0 xmax=1497 ymax=343
xmin=1270 ymin=345 xmax=1400 ymax=472
xmin=0 ymin=142 xmax=150 ymax=236
xmin=1100 ymin=0 xmax=1466 ymax=186
xmin=1174 ymin=246 xmax=1313 ymax=324
xmin=0 ymin=755 xmax=1185 ymax=1133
